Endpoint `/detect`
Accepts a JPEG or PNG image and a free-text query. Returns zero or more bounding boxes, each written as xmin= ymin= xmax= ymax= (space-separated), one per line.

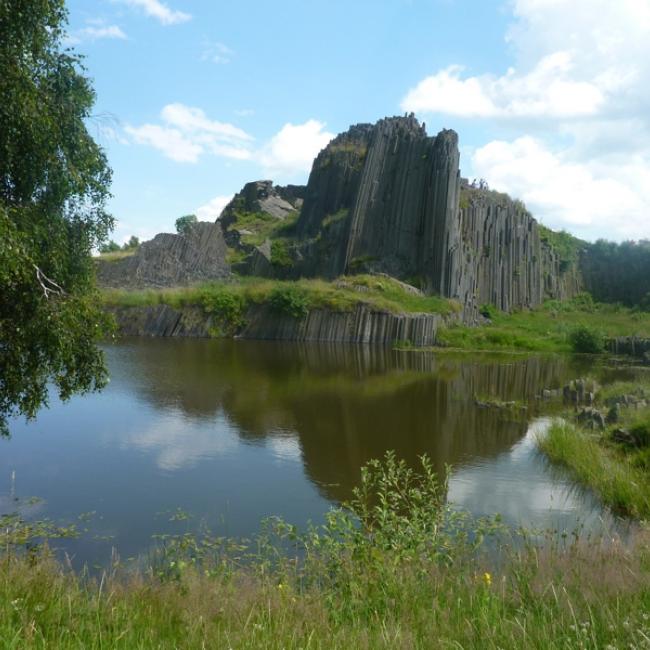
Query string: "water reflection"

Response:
xmin=1 ymin=338 xmax=631 ymax=566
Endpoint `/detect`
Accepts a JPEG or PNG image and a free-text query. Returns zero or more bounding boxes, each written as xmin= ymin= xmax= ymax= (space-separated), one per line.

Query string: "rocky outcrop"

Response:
xmin=220 ymin=180 xmax=298 ymax=225
xmin=97 ymin=222 xmax=229 ymax=288
xmin=109 ymin=302 xmax=459 ymax=346
xmin=451 ymin=183 xmax=582 ymax=317
xmin=287 ymin=115 xmax=581 ymax=316
xmin=607 ymin=337 xmax=650 ymax=360
xmin=240 ymin=303 xmax=457 ymax=345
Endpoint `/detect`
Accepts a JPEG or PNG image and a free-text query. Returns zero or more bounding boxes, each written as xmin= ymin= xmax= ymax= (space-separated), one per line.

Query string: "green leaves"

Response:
xmin=0 ymin=1 xmax=114 ymax=434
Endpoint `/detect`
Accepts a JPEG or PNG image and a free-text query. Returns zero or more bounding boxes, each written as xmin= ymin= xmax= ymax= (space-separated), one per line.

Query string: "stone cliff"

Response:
xmin=97 ymin=115 xmax=583 ymax=318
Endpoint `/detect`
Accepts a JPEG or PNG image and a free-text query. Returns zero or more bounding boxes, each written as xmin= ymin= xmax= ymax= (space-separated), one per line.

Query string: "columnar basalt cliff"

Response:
xmin=97 ymin=114 xmax=584 ymax=331
xmin=288 ymin=115 xmax=581 ymax=316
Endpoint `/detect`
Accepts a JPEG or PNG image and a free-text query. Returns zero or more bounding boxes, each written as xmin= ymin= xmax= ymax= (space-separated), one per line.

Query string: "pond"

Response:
xmin=1 ymin=338 xmax=635 ymax=568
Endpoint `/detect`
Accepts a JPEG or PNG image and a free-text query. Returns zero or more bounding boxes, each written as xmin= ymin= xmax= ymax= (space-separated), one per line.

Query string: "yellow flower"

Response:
xmin=483 ymin=572 xmax=492 ymax=586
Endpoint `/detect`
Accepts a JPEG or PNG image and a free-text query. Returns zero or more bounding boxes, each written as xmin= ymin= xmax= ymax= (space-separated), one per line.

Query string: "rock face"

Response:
xmin=220 ymin=180 xmax=298 ymax=225
xmin=97 ymin=221 xmax=229 ymax=288
xmin=109 ymin=303 xmax=458 ymax=346
xmin=288 ymin=115 xmax=581 ymax=317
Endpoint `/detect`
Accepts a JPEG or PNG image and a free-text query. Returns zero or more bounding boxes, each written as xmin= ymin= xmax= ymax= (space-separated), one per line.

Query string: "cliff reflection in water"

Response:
xmin=111 ymin=338 xmax=594 ymax=504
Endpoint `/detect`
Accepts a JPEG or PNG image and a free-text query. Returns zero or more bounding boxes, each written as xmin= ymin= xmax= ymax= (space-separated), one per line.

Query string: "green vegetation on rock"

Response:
xmin=102 ymin=275 xmax=460 ymax=332
xmin=439 ymin=294 xmax=650 ymax=353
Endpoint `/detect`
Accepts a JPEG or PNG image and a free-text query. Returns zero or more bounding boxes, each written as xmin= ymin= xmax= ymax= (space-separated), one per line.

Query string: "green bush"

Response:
xmin=200 ymin=289 xmax=246 ymax=335
xmin=271 ymin=240 xmax=293 ymax=268
xmin=568 ymin=324 xmax=604 ymax=353
xmin=268 ymin=286 xmax=310 ymax=319
xmin=479 ymin=303 xmax=498 ymax=319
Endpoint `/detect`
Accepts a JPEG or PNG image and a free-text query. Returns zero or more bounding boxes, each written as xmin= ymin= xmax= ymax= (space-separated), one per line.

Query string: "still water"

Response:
xmin=1 ymin=339 xmax=635 ymax=567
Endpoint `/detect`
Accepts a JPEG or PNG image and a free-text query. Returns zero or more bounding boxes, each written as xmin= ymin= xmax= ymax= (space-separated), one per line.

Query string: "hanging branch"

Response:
xmin=34 ymin=264 xmax=66 ymax=299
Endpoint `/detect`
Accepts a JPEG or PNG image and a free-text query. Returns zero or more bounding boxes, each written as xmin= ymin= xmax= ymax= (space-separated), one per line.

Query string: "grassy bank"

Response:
xmin=539 ymin=378 xmax=650 ymax=518
xmin=439 ymin=293 xmax=650 ymax=353
xmin=2 ymin=454 xmax=649 ymax=649
xmin=101 ymin=274 xmax=460 ymax=319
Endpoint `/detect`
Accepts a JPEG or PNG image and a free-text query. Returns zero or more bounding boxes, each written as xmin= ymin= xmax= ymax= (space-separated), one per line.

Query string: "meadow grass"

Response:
xmin=540 ymin=420 xmax=650 ymax=518
xmin=1 ymin=453 xmax=649 ymax=649
xmin=439 ymin=295 xmax=650 ymax=353
xmin=100 ymin=274 xmax=461 ymax=317
xmin=538 ymin=375 xmax=650 ymax=518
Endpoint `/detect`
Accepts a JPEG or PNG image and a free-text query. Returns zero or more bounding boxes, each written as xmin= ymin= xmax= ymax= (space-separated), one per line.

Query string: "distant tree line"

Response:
xmin=582 ymin=240 xmax=650 ymax=309
xmin=99 ymin=235 xmax=140 ymax=254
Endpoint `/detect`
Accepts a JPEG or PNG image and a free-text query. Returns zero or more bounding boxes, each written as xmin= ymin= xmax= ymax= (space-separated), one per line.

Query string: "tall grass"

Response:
xmin=101 ymin=275 xmax=461 ymax=317
xmin=1 ymin=453 xmax=649 ymax=648
xmin=540 ymin=420 xmax=650 ymax=517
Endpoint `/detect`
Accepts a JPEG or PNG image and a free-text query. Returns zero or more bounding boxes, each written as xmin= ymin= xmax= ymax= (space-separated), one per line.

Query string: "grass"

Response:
xmin=226 ymin=210 xmax=300 ymax=247
xmin=438 ymin=293 xmax=650 ymax=353
xmin=538 ymin=376 xmax=650 ymax=518
xmin=101 ymin=274 xmax=460 ymax=318
xmin=94 ymin=249 xmax=137 ymax=262
xmin=2 ymin=453 xmax=649 ymax=649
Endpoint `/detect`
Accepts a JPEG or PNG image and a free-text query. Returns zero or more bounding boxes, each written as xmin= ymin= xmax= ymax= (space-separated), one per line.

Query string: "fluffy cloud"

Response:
xmin=120 ymin=0 xmax=190 ymax=25
xmin=471 ymin=137 xmax=650 ymax=240
xmin=401 ymin=0 xmax=650 ymax=241
xmin=195 ymin=195 xmax=233 ymax=221
xmin=125 ymin=104 xmax=253 ymax=163
xmin=259 ymin=120 xmax=334 ymax=179
xmin=65 ymin=23 xmax=127 ymax=45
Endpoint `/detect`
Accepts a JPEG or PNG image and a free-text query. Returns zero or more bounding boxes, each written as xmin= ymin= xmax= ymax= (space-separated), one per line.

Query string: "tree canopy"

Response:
xmin=0 ymin=0 xmax=114 ymax=434
xmin=175 ymin=214 xmax=198 ymax=235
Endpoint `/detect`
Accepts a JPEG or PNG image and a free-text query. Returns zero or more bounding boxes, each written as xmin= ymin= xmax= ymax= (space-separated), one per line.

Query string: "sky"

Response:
xmin=66 ymin=0 xmax=650 ymax=245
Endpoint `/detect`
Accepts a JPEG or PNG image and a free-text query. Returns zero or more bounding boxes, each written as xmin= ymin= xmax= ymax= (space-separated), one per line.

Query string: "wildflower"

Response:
xmin=483 ymin=572 xmax=492 ymax=586
xmin=277 ymin=582 xmax=286 ymax=591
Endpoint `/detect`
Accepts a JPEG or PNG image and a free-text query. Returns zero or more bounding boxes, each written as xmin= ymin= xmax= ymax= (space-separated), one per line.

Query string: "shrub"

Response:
xmin=479 ymin=303 xmax=498 ymax=320
xmin=568 ymin=324 xmax=604 ymax=353
xmin=200 ymin=289 xmax=246 ymax=335
xmin=271 ymin=240 xmax=293 ymax=268
xmin=268 ymin=286 xmax=310 ymax=319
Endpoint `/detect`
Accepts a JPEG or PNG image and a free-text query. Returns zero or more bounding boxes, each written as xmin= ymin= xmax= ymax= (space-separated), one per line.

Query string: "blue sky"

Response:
xmin=67 ymin=0 xmax=650 ymax=244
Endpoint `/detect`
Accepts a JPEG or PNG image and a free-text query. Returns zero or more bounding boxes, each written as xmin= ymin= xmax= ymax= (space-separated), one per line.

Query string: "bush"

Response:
xmin=268 ymin=286 xmax=310 ymax=319
xmin=271 ymin=240 xmax=293 ymax=268
xmin=479 ymin=304 xmax=498 ymax=320
xmin=200 ymin=289 xmax=246 ymax=336
xmin=568 ymin=325 xmax=604 ymax=353
xmin=176 ymin=214 xmax=198 ymax=235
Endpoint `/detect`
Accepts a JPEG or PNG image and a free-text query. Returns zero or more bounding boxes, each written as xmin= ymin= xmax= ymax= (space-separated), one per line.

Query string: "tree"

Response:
xmin=99 ymin=240 xmax=121 ymax=254
xmin=0 ymin=0 xmax=114 ymax=435
xmin=175 ymin=214 xmax=197 ymax=235
xmin=123 ymin=235 xmax=140 ymax=250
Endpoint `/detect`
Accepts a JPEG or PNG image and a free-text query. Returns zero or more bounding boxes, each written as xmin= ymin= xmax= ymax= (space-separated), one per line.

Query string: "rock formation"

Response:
xmin=97 ymin=221 xmax=229 ymax=288
xmin=97 ymin=115 xmax=584 ymax=318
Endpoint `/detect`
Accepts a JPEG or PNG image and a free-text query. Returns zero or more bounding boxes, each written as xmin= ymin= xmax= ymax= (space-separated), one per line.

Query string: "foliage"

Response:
xmin=479 ymin=303 xmax=498 ymax=320
xmin=538 ymin=225 xmax=585 ymax=272
xmin=1 ymin=454 xmax=650 ymax=647
xmin=541 ymin=419 xmax=650 ymax=518
xmin=568 ymin=324 xmax=605 ymax=354
xmin=439 ymin=295 xmax=650 ymax=353
xmin=582 ymin=238 xmax=650 ymax=307
xmin=268 ymin=285 xmax=310 ymax=319
xmin=199 ymin=288 xmax=246 ymax=336
xmin=98 ymin=240 xmax=121 ymax=254
xmin=270 ymin=239 xmax=293 ymax=268
xmin=0 ymin=2 xmax=113 ymax=435
xmin=175 ymin=213 xmax=197 ymax=235
xmin=102 ymin=275 xmax=460 ymax=318
xmin=123 ymin=235 xmax=139 ymax=250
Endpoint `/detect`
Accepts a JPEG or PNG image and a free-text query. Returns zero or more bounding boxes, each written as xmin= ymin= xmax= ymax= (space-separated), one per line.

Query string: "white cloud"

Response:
xmin=259 ymin=120 xmax=334 ymax=179
xmin=126 ymin=107 xmax=333 ymax=182
xmin=120 ymin=0 xmax=190 ymax=25
xmin=126 ymin=104 xmax=253 ymax=163
xmin=235 ymin=108 xmax=255 ymax=117
xmin=471 ymin=137 xmax=650 ymax=240
xmin=401 ymin=0 xmax=650 ymax=241
xmin=195 ymin=195 xmax=233 ymax=221
xmin=201 ymin=41 xmax=234 ymax=65
xmin=65 ymin=23 xmax=127 ymax=45
xmin=125 ymin=123 xmax=202 ymax=162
